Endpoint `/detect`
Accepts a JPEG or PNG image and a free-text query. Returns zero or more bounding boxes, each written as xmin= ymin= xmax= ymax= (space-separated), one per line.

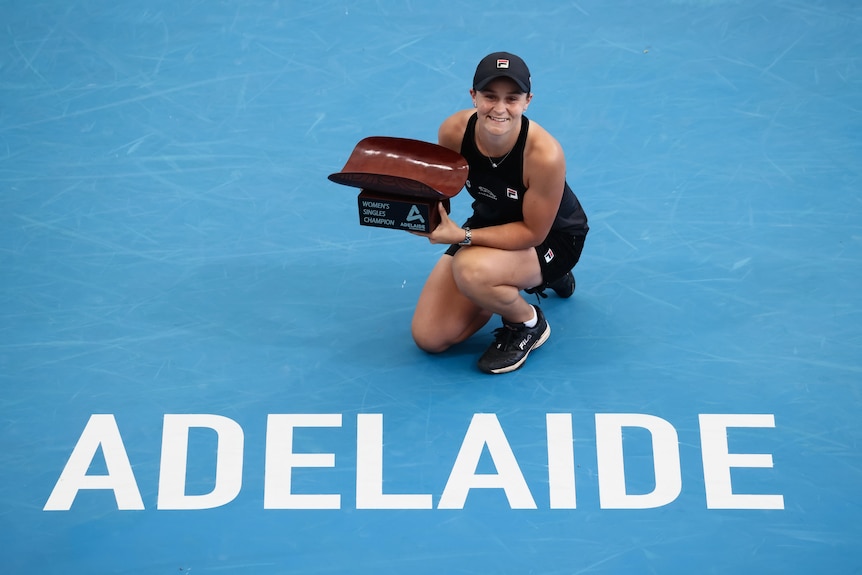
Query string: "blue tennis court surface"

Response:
xmin=2 ymin=1 xmax=861 ymax=573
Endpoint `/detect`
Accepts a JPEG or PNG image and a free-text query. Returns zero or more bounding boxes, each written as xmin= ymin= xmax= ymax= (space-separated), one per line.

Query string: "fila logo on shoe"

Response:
xmin=518 ymin=334 xmax=533 ymax=351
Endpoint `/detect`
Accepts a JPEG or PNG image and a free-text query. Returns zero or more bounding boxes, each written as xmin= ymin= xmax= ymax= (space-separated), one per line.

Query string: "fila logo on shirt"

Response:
xmin=507 ymin=188 xmax=519 ymax=200
xmin=544 ymin=248 xmax=555 ymax=263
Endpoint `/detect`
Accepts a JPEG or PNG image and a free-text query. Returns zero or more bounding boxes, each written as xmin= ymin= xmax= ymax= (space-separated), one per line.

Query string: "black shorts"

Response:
xmin=444 ymin=229 xmax=587 ymax=287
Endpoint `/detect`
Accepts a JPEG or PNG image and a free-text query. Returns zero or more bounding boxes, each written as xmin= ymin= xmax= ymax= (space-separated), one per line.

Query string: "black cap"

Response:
xmin=472 ymin=52 xmax=531 ymax=93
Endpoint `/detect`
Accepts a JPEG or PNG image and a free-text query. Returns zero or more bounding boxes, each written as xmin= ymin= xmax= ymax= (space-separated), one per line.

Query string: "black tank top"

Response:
xmin=460 ymin=113 xmax=588 ymax=236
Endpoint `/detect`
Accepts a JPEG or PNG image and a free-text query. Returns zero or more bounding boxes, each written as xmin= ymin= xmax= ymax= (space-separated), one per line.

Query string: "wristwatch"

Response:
xmin=459 ymin=226 xmax=472 ymax=246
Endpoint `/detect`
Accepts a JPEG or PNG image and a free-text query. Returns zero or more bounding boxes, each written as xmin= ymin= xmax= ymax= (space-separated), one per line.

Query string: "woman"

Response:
xmin=412 ymin=52 xmax=589 ymax=374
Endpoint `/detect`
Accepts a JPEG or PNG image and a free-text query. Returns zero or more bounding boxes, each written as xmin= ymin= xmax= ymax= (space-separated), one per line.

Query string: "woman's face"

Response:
xmin=471 ymin=77 xmax=532 ymax=138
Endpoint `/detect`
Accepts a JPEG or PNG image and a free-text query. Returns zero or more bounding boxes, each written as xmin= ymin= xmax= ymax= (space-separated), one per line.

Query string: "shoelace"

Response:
xmin=523 ymin=285 xmax=548 ymax=304
xmin=491 ymin=323 xmax=521 ymax=350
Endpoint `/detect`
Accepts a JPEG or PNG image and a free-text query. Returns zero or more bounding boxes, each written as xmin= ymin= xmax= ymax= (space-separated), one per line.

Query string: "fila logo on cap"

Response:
xmin=496 ymin=59 xmax=510 ymax=69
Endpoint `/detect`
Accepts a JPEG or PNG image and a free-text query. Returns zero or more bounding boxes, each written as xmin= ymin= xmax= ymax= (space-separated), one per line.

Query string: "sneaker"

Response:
xmin=477 ymin=305 xmax=551 ymax=374
xmin=547 ymin=271 xmax=576 ymax=298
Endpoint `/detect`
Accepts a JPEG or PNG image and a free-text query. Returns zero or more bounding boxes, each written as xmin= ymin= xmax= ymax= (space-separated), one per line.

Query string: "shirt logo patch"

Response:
xmin=544 ymin=248 xmax=555 ymax=263
xmin=506 ymin=188 xmax=519 ymax=200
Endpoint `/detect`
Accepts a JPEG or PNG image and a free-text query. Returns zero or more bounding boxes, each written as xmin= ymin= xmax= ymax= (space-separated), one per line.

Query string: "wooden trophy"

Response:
xmin=328 ymin=137 xmax=469 ymax=233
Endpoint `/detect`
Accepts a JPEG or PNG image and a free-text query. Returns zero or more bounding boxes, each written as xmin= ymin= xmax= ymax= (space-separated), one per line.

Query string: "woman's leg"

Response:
xmin=411 ymin=254 xmax=493 ymax=353
xmin=411 ymin=245 xmax=543 ymax=353
xmin=450 ymin=245 xmax=543 ymax=324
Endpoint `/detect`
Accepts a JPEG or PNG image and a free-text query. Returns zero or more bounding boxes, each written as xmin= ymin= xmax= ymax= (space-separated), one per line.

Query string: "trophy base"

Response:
xmin=357 ymin=190 xmax=449 ymax=233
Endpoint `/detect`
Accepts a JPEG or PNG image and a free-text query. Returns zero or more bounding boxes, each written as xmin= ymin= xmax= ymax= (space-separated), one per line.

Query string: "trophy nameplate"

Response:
xmin=357 ymin=190 xmax=450 ymax=233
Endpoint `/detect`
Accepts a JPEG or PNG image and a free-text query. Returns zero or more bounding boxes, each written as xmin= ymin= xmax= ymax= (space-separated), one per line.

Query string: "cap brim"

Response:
xmin=474 ymin=74 xmax=530 ymax=93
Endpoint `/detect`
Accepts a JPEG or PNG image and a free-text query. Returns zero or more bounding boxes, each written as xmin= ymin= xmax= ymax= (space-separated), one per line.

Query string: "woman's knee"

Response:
xmin=451 ymin=249 xmax=494 ymax=293
xmin=411 ymin=321 xmax=451 ymax=354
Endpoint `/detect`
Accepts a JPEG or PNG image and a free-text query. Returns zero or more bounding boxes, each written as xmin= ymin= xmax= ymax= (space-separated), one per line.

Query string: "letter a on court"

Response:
xmin=406 ymin=205 xmax=425 ymax=224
